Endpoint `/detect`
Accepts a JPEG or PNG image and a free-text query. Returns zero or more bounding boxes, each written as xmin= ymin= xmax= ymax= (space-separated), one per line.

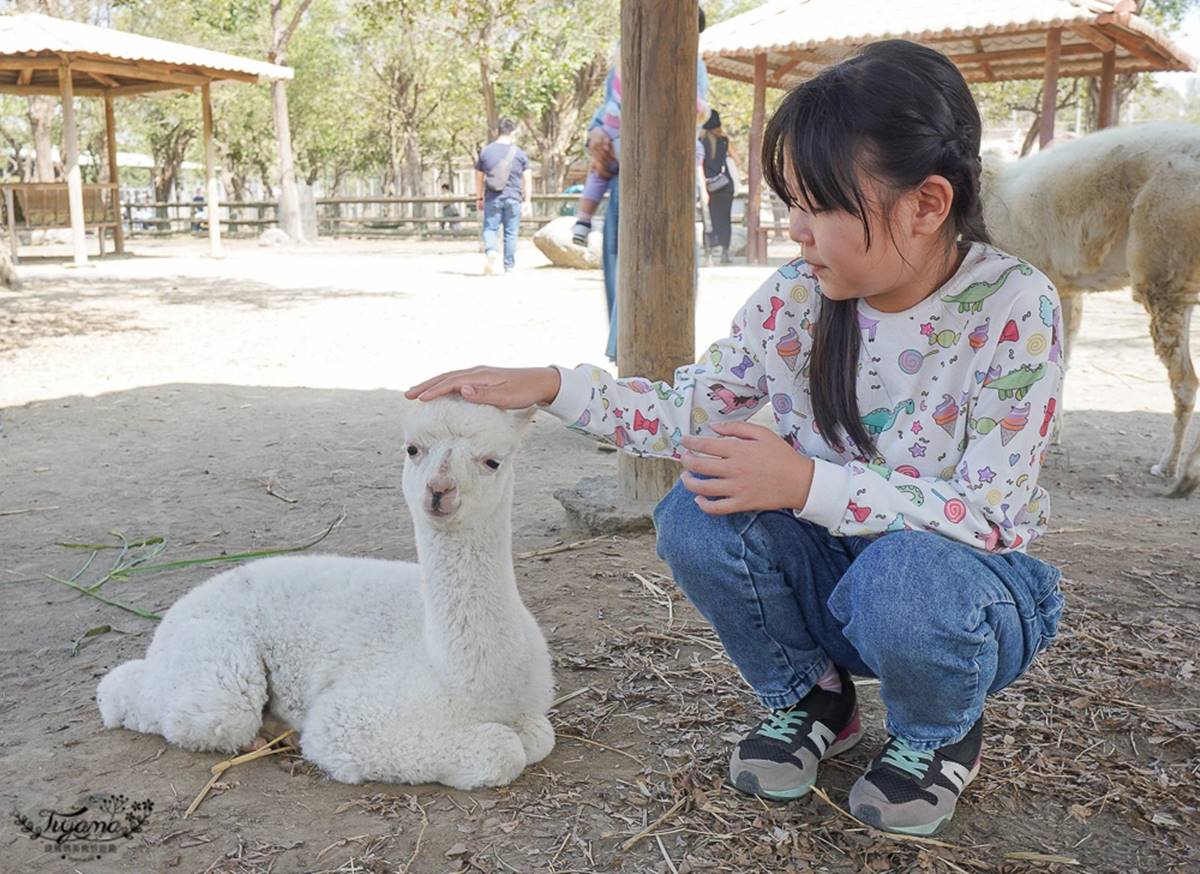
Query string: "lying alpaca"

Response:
xmin=97 ymin=398 xmax=554 ymax=789
xmin=982 ymin=123 xmax=1200 ymax=496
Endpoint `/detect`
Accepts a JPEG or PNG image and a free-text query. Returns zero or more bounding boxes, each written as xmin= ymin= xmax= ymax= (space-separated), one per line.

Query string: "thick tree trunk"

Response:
xmin=269 ymin=0 xmax=308 ymax=242
xmin=270 ymin=78 xmax=303 ymax=240
xmin=402 ymin=129 xmax=423 ymax=198
xmin=28 ymin=96 xmax=56 ymax=182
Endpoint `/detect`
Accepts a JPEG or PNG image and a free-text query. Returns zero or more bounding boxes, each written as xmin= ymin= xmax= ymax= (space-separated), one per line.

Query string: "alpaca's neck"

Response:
xmin=413 ymin=513 xmax=526 ymax=682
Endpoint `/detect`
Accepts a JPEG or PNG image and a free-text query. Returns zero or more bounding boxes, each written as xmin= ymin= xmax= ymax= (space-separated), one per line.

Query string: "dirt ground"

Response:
xmin=1 ymin=238 xmax=1197 ymax=874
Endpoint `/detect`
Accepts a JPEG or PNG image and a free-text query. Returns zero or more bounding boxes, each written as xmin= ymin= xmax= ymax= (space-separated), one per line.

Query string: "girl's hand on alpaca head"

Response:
xmin=405 ymin=366 xmax=561 ymax=409
xmin=680 ymin=422 xmax=815 ymax=514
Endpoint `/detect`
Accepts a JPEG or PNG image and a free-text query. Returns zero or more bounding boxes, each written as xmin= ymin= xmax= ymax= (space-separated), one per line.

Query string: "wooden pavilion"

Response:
xmin=0 ymin=13 xmax=292 ymax=266
xmin=700 ymin=0 xmax=1196 ymax=263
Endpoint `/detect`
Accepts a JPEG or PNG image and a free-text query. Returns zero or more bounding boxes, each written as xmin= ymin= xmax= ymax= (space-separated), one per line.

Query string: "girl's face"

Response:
xmin=787 ymin=171 xmax=955 ymax=313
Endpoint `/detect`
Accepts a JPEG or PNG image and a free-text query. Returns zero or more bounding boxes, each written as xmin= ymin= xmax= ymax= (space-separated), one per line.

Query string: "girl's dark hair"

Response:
xmin=763 ymin=39 xmax=991 ymax=457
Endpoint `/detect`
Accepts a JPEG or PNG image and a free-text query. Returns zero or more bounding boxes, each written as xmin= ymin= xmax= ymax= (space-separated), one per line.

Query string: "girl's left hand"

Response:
xmin=680 ymin=422 xmax=815 ymax=515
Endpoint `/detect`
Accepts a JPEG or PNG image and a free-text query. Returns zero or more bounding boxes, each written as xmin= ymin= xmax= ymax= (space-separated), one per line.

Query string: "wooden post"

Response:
xmin=58 ymin=65 xmax=87 ymax=267
xmin=103 ymin=92 xmax=124 ymax=255
xmin=201 ymin=83 xmax=223 ymax=257
xmin=616 ymin=0 xmax=697 ymax=503
xmin=747 ymin=52 xmax=767 ymax=263
xmin=1098 ymin=49 xmax=1116 ymax=128
xmin=5 ymin=187 xmax=17 ymax=263
xmin=1039 ymin=28 xmax=1062 ymax=149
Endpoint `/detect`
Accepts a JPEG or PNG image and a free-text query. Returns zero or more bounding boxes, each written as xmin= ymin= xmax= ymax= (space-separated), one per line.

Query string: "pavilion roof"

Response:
xmin=0 ymin=13 xmax=292 ymax=98
xmin=700 ymin=0 xmax=1195 ymax=87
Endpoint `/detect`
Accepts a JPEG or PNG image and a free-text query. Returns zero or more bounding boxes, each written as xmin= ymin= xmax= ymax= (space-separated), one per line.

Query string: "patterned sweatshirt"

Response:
xmin=545 ymin=243 xmax=1065 ymax=553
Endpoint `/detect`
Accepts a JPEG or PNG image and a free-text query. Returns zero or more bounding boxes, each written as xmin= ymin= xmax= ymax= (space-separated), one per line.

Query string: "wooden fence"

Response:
xmin=120 ymin=191 xmax=786 ymax=241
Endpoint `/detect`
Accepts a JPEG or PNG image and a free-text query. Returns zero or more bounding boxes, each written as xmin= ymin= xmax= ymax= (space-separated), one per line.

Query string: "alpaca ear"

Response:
xmin=508 ymin=406 xmax=538 ymax=434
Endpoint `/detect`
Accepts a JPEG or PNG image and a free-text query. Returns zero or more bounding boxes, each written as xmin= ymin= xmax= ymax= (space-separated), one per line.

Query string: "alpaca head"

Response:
xmin=401 ymin=397 xmax=535 ymax=528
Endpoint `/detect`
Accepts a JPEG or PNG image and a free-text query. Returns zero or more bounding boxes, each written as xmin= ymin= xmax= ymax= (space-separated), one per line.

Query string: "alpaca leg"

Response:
xmin=158 ymin=659 xmax=268 ymax=754
xmin=98 ymin=636 xmax=267 ymax=754
xmin=1143 ymin=301 xmax=1197 ymax=484
xmin=512 ymin=712 xmax=555 ymax=766
xmin=1053 ymin=293 xmax=1085 ymax=445
xmin=302 ymin=690 xmax=527 ymax=789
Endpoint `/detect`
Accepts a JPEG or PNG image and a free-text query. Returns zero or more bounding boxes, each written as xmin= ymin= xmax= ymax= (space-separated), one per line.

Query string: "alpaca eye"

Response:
xmin=484 ymin=459 xmax=501 ymax=471
xmin=406 ymin=445 xmax=419 ymax=457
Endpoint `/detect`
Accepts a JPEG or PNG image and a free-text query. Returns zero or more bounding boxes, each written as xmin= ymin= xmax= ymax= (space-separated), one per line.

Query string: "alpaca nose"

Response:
xmin=426 ymin=477 xmax=459 ymax=515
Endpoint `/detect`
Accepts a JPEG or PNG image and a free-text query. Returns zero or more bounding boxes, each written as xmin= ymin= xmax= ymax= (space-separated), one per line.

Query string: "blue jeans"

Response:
xmin=602 ymin=177 xmax=619 ymax=362
xmin=653 ymin=480 xmax=1064 ymax=750
xmin=483 ymin=195 xmax=521 ymax=270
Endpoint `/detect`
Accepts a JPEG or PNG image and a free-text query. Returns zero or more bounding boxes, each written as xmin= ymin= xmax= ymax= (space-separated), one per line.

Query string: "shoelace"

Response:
xmin=880 ymin=738 xmax=934 ymax=779
xmin=755 ymin=708 xmax=809 ymax=743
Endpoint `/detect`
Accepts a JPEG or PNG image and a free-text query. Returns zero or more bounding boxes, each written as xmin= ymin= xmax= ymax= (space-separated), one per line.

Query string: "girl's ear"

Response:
xmin=910 ymin=174 xmax=954 ymax=238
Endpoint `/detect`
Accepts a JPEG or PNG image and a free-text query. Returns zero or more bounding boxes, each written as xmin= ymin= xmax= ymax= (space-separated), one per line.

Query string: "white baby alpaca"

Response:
xmin=96 ymin=399 xmax=555 ymax=790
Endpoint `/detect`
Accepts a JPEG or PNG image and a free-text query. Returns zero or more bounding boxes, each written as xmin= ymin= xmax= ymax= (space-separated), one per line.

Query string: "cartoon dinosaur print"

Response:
xmin=982 ymin=363 xmax=1047 ymax=401
xmin=707 ymin=383 xmax=759 ymax=415
xmin=655 ymin=383 xmax=686 ymax=407
xmin=859 ymin=399 xmax=916 ymax=436
xmin=942 ymin=262 xmax=1034 ymax=313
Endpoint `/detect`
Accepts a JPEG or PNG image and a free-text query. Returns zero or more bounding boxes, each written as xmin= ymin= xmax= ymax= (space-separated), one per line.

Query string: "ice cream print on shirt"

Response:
xmin=545 ymin=243 xmax=1065 ymax=553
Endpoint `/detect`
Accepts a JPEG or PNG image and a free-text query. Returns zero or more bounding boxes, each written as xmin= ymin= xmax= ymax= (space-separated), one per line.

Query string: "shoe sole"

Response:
xmin=852 ymin=758 xmax=981 ymax=836
xmin=730 ymin=713 xmax=864 ymax=801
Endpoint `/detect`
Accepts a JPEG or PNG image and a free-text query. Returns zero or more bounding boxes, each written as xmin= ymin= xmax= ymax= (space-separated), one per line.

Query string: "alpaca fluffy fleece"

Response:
xmin=982 ymin=123 xmax=1200 ymax=495
xmin=96 ymin=398 xmax=555 ymax=790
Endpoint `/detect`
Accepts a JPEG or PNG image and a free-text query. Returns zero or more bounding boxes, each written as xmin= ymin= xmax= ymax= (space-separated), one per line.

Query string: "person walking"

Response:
xmin=475 ymin=118 xmax=532 ymax=274
xmin=700 ymin=110 xmax=738 ymax=264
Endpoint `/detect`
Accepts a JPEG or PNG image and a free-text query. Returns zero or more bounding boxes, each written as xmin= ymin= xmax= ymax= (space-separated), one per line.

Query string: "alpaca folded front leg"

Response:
xmin=434 ymin=722 xmax=528 ymax=790
xmin=511 ymin=712 xmax=555 ymax=766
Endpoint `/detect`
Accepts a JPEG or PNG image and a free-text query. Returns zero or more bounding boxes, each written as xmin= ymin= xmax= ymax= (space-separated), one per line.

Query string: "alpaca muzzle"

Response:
xmin=426 ymin=482 xmax=460 ymax=517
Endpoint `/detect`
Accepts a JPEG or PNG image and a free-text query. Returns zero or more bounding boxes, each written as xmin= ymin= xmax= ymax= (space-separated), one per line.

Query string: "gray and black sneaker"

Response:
xmin=729 ymin=665 xmax=862 ymax=800
xmin=849 ymin=717 xmax=983 ymax=836
xmin=572 ymin=220 xmax=591 ymax=246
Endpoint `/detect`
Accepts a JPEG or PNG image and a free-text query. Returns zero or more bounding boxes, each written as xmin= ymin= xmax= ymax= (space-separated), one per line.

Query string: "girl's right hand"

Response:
xmin=405 ymin=366 xmax=561 ymax=409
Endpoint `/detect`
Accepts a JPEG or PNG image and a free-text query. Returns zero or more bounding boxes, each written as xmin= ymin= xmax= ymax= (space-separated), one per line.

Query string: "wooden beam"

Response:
xmin=1098 ymin=49 xmax=1116 ymax=128
xmin=972 ymin=36 xmax=994 ymax=80
xmin=103 ymin=92 xmax=124 ymax=255
xmin=0 ymin=83 xmax=110 ymax=97
xmin=111 ymin=81 xmax=194 ymax=98
xmin=16 ymin=67 xmax=33 ymax=86
xmin=0 ymin=58 xmax=59 ymax=72
xmin=1039 ymin=28 xmax=1062 ymax=149
xmin=747 ymin=52 xmax=767 ymax=265
xmin=89 ymin=69 xmax=120 ymax=88
xmin=1071 ymin=24 xmax=1116 ymax=53
xmin=950 ymin=41 xmax=1093 ymax=67
xmin=201 ymin=83 xmax=222 ymax=258
xmin=616 ymin=0 xmax=696 ymax=503
xmin=69 ymin=57 xmax=211 ymax=88
xmin=58 ymin=65 xmax=88 ymax=267
xmin=1100 ymin=26 xmax=1166 ymax=66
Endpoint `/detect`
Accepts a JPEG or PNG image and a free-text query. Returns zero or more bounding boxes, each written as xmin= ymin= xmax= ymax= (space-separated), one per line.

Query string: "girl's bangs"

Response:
xmin=763 ymin=85 xmax=869 ymax=225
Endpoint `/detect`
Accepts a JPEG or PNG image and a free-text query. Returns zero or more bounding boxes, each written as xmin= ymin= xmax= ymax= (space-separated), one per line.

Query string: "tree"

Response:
xmin=496 ymin=0 xmax=617 ymax=192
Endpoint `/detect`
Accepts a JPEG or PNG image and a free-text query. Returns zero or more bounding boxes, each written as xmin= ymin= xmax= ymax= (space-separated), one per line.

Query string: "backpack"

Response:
xmin=484 ymin=144 xmax=519 ymax=193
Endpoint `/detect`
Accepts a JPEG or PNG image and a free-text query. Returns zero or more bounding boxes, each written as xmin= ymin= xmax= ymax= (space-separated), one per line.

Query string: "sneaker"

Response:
xmin=483 ymin=251 xmax=500 ymax=275
xmin=849 ymin=717 xmax=983 ymax=836
xmin=571 ymin=221 xmax=591 ymax=246
xmin=729 ymin=665 xmax=862 ymax=800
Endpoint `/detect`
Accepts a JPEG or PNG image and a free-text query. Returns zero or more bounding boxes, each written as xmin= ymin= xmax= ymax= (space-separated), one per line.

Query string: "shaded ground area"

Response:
xmin=1 ymin=239 xmax=1197 ymax=873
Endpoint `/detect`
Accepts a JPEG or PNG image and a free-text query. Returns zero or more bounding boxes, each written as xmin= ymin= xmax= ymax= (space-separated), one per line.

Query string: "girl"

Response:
xmin=407 ymin=40 xmax=1065 ymax=837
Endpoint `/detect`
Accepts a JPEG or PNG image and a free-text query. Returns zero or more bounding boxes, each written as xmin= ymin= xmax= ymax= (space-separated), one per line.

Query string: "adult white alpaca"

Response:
xmin=96 ymin=398 xmax=554 ymax=789
xmin=981 ymin=123 xmax=1200 ymax=496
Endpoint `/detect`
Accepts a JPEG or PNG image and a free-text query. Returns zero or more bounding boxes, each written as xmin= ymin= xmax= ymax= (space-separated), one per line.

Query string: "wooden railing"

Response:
xmin=118 ymin=191 xmax=789 ymax=241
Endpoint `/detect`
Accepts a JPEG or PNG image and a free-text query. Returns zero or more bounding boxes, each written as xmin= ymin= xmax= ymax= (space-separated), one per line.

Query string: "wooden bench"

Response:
xmin=1 ymin=182 xmax=121 ymax=262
